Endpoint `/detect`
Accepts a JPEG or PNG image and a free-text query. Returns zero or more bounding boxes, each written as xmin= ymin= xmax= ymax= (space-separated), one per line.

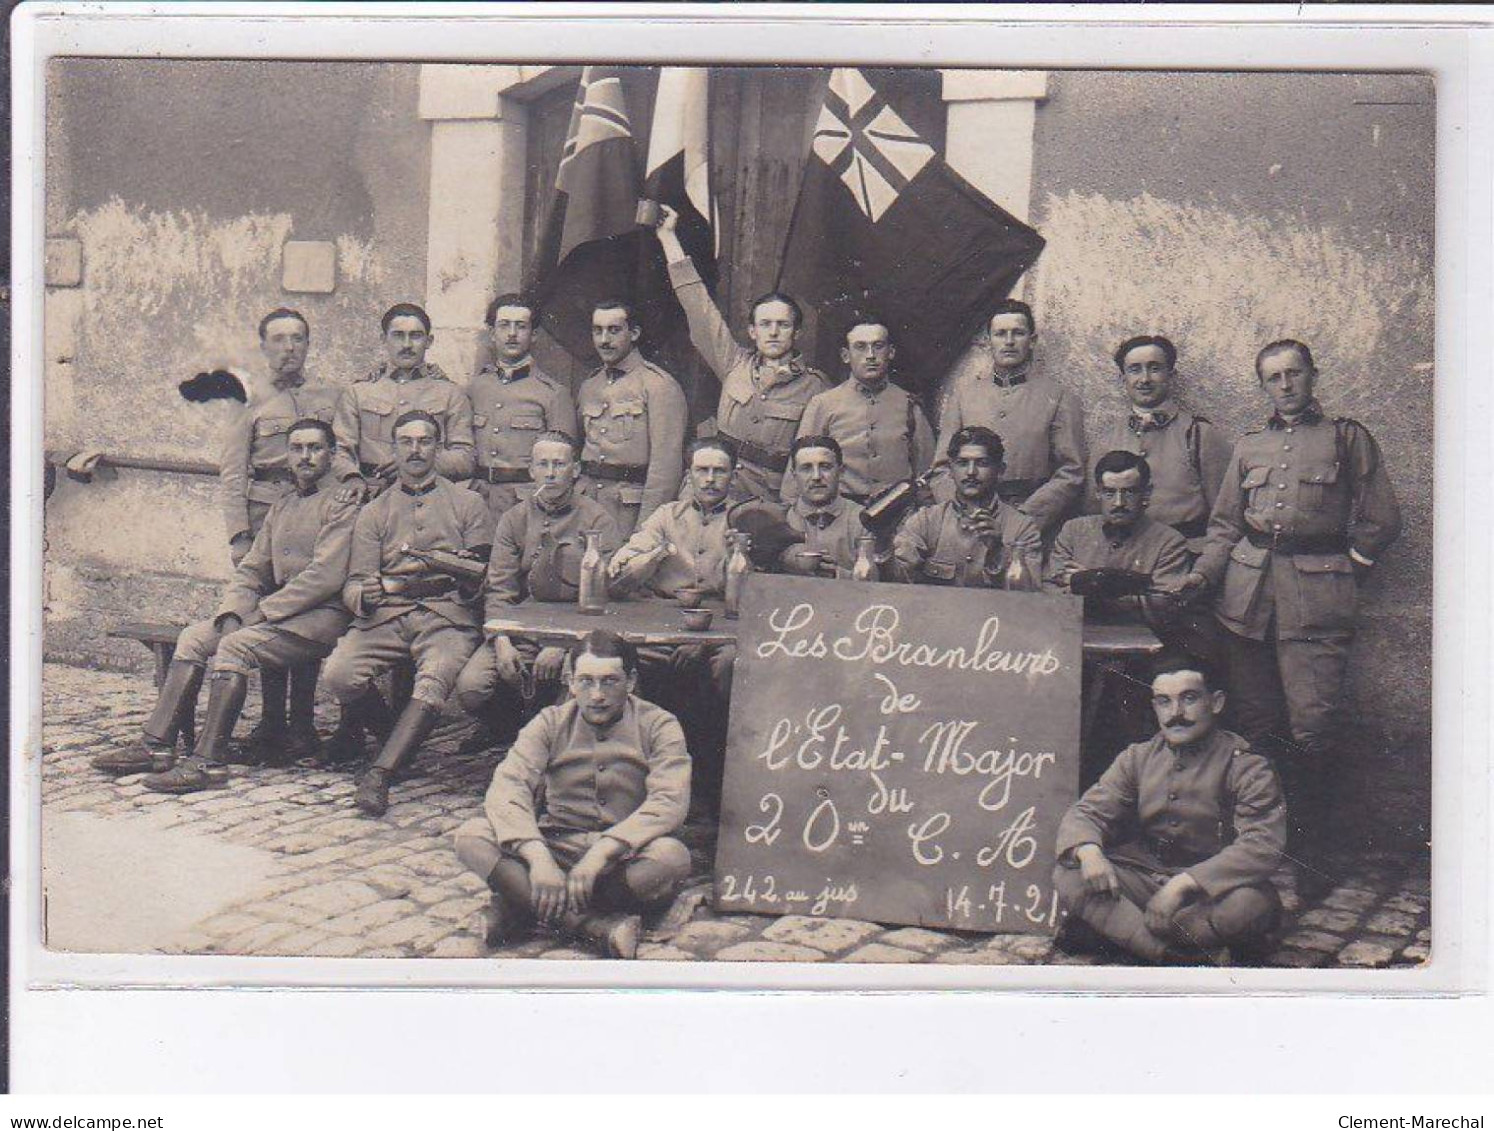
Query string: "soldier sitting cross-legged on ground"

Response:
xmin=92 ymin=419 xmax=359 ymax=792
xmin=1053 ymin=650 xmax=1287 ymax=965
xmin=453 ymin=629 xmax=693 ymax=960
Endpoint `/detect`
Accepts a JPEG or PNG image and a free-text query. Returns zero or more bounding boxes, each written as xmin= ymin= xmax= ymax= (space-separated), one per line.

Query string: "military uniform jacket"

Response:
xmin=669 ymin=258 xmax=830 ymax=498
xmin=483 ymin=491 xmax=621 ymax=619
xmin=483 ymin=695 xmax=691 ymax=851
xmin=215 ymin=476 xmax=358 ymax=645
xmin=1195 ymin=401 xmax=1402 ymax=640
xmin=936 ymin=364 xmax=1087 ymax=532
xmin=609 ymin=497 xmax=734 ymax=599
xmin=468 ymin=359 xmax=577 ymax=474
xmin=331 ymin=361 xmax=476 ymax=483
xmin=343 ymin=476 xmax=491 ymax=630
xmin=577 ymin=347 xmax=688 ymax=523
xmin=1056 ymin=726 xmax=1286 ymax=899
xmin=1088 ymin=403 xmax=1233 ymax=548
xmin=785 ymin=496 xmax=866 ymax=573
xmin=786 ymin=378 xmax=935 ymax=505
xmin=1045 ymin=514 xmax=1191 ymax=620
xmin=219 ymin=374 xmax=340 ymax=541
xmin=893 ymin=499 xmax=1042 ymax=589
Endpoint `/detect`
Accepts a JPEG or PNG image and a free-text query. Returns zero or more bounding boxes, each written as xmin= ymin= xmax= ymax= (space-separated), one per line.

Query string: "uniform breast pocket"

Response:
xmin=1291 ymin=553 xmax=1357 ymax=630
xmin=1240 ymin=464 xmax=1272 ymax=496
xmin=509 ymin=412 xmax=545 ymax=432
xmin=1298 ymin=463 xmax=1341 ymax=510
xmin=472 ymin=414 xmax=489 ymax=429
xmin=761 ymin=403 xmax=804 ymax=448
xmin=608 ymin=401 xmax=646 ymax=442
xmin=921 ymin=558 xmax=958 ymax=583
xmin=358 ymin=392 xmax=398 ymax=442
xmin=581 ymin=404 xmax=606 ymax=441
xmin=254 ymin=415 xmax=295 ymax=443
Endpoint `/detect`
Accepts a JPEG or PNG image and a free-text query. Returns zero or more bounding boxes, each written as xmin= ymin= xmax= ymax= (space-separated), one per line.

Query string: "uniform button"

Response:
xmin=1139 ymin=447 xmax=1148 ymax=457
xmin=494 ymin=402 xmax=502 ymax=409
xmin=1285 ymin=427 xmax=1294 ymax=434
xmin=998 ymin=410 xmax=1008 ymax=419
xmin=1174 ymin=762 xmax=1184 ymax=771
xmin=1275 ymin=502 xmax=1284 ymax=509
xmin=966 ymin=554 xmax=974 ymax=561
xmin=1168 ymin=792 xmax=1179 ymax=800
xmin=1283 ymin=444 xmax=1292 ymax=451
xmin=1274 ymin=523 xmax=1283 ymax=531
xmin=1277 ymin=482 xmax=1287 ymax=489
xmin=1280 ymin=463 xmax=1288 ymax=469
xmin=399 ymin=399 xmax=408 ymax=406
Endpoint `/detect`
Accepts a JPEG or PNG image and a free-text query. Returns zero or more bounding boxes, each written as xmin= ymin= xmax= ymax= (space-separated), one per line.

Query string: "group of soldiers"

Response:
xmin=88 ymin=200 xmax=1402 ymax=961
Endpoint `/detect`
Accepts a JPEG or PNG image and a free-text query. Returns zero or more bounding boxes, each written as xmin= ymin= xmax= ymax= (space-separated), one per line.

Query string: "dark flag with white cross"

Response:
xmin=528 ymin=66 xmax=646 ymax=360
xmin=777 ymin=67 xmax=1046 ymax=400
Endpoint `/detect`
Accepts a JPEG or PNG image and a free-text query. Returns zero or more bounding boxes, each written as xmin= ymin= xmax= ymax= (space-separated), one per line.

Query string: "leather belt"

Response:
xmin=717 ymin=431 xmax=790 ymax=474
xmin=251 ymin=468 xmax=292 ymax=484
xmin=1245 ymin=530 xmax=1348 ymax=555
xmin=996 ymin=478 xmax=1040 ymax=503
xmin=1142 ymin=836 xmax=1201 ymax=869
xmin=479 ymin=465 xmax=531 ymax=485
xmin=581 ymin=460 xmax=648 ymax=485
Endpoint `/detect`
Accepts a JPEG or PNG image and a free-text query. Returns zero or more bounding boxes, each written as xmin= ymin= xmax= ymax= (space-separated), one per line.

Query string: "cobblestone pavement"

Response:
xmin=38 ymin=663 xmax=1430 ymax=968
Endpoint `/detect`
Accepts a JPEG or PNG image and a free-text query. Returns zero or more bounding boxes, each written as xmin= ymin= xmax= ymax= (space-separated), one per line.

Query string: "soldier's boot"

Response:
xmin=93 ymin=661 xmax=205 ymax=774
xmin=141 ymin=672 xmax=245 ymax=794
xmin=246 ymin=666 xmax=290 ymax=749
xmin=1286 ymin=755 xmax=1337 ymax=903
xmin=319 ymin=688 xmax=393 ymax=768
xmin=482 ymin=893 xmax=518 ymax=949
xmin=354 ymin=700 xmax=440 ymax=818
xmin=563 ymin=910 xmax=642 ymax=960
xmin=281 ymin=661 xmax=323 ymax=763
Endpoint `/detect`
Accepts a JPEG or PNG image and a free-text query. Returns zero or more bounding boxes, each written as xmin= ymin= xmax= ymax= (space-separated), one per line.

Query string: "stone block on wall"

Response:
xmin=281 ymin=240 xmax=337 ymax=294
xmin=45 ymin=238 xmax=83 ymax=287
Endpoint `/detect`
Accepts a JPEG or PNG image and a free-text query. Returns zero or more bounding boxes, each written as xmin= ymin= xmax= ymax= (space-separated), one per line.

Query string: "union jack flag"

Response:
xmin=558 ymin=67 xmax=634 ymax=187
xmin=811 ymin=69 xmax=935 ymax=223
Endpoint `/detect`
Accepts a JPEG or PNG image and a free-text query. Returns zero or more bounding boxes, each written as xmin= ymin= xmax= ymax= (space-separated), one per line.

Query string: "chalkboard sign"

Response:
xmin=715 ymin=574 xmax=1083 ymax=934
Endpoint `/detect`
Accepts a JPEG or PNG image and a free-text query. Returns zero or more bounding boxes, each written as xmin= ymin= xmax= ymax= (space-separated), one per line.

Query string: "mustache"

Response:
xmin=1163 ymin=716 xmax=1190 ymax=729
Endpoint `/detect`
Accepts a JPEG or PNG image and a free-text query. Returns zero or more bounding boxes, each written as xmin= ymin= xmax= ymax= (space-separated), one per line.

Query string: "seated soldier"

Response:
xmin=1045 ymin=450 xmax=1191 ymax=622
xmin=892 ymin=426 xmax=1042 ymax=589
xmin=452 ymin=630 xmax=693 ymax=959
xmin=778 ymin=434 xmax=884 ymax=580
xmin=321 ymin=410 xmax=491 ymax=817
xmin=454 ymin=430 xmax=621 ymax=742
xmin=1053 ymin=651 xmax=1287 ymax=964
xmin=91 ymin=419 xmax=357 ymax=789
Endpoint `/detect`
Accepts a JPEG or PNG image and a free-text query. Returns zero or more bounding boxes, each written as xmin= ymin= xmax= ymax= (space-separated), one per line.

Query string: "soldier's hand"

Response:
xmin=492 ymin=636 xmax=525 ymax=684
xmin=373 ymin=459 xmax=399 ymax=480
xmin=1144 ymin=875 xmax=1199 ymax=937
xmin=656 ymin=203 xmax=680 ymax=233
xmin=967 ymin=513 xmax=1002 ymax=543
xmin=1176 ymin=571 xmax=1209 ymax=600
xmin=1075 ymin=844 xmax=1120 ymax=897
xmin=216 ymin=613 xmax=243 ymax=636
xmin=525 ymin=851 xmax=568 ymax=925
xmin=566 ymin=843 xmax=616 ymax=914
xmin=229 ymin=532 xmax=254 ymax=566
xmin=334 ymin=484 xmax=364 ymax=506
xmin=360 ymin=577 xmax=386 ymax=608
xmin=534 ymin=646 xmax=567 ymax=683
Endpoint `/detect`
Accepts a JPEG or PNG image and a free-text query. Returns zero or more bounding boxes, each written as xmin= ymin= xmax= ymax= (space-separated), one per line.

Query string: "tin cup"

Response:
xmin=635 ymin=198 xmax=663 ymax=228
xmin=681 ymin=608 xmax=714 ymax=631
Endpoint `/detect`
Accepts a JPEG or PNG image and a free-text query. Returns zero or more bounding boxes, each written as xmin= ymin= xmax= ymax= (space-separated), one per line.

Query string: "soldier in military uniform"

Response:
xmin=1054 ymin=651 xmax=1286 ymax=964
xmin=935 ymin=299 xmax=1086 ymax=537
xmin=468 ymin=293 xmax=578 ymax=528
xmin=1089 ymin=336 xmax=1233 ymax=554
xmin=893 ymin=426 xmax=1043 ymax=590
xmin=1181 ymin=340 xmax=1401 ymax=896
xmin=454 ymin=431 xmax=621 ymax=740
xmin=332 ymin=302 xmax=476 ymax=494
xmin=654 ymin=204 xmax=829 ymax=503
xmin=785 ymin=318 xmax=935 ymax=507
xmin=92 ymin=420 xmax=357 ymax=789
xmin=219 ymin=308 xmax=339 ymax=760
xmin=452 ymin=630 xmax=692 ymax=959
xmin=778 ymin=435 xmax=882 ymax=579
xmin=575 ymin=299 xmax=688 ymax=538
xmin=321 ymin=411 xmax=491 ymax=818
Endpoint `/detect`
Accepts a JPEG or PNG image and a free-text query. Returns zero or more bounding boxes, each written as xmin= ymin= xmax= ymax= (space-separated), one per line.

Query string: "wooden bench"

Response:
xmin=108 ymin=621 xmax=194 ymax=748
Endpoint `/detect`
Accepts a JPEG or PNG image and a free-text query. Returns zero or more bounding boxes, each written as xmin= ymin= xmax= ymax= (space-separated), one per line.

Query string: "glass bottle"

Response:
xmin=1004 ymin=551 xmax=1038 ymax=592
xmin=723 ymin=532 xmax=752 ymax=619
xmin=578 ymin=530 xmax=607 ymax=615
xmin=852 ymin=535 xmax=878 ymax=582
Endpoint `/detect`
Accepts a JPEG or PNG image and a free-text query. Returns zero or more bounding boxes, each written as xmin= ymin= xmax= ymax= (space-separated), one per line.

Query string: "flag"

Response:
xmin=639 ymin=66 xmax=721 ymax=421
xmin=777 ymin=68 xmax=1046 ymax=399
xmin=529 ymin=66 xmax=645 ymax=360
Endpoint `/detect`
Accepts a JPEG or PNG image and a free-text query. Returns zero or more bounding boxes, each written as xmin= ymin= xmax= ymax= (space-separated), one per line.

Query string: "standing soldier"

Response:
xmin=936 ymin=299 xmax=1086 ymax=537
xmin=332 ymin=302 xmax=476 ymax=494
xmin=575 ymin=299 xmax=688 ymax=538
xmin=92 ymin=419 xmax=357 ymax=789
xmin=321 ymin=411 xmax=491 ymax=818
xmin=1181 ymin=340 xmax=1401 ymax=897
xmin=219 ymin=308 xmax=339 ymax=760
xmin=654 ymin=203 xmax=830 ymax=503
xmin=468 ymin=293 xmax=577 ymax=529
xmin=1091 ymin=335 xmax=1233 ymax=554
xmin=785 ymin=318 xmax=935 ymax=507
